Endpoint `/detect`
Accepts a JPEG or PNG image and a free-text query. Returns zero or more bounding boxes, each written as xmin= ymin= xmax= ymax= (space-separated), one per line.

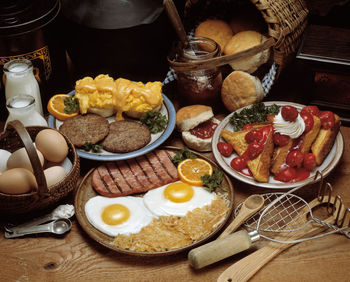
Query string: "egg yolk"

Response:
xmin=102 ymin=204 xmax=130 ymax=225
xmin=164 ymin=182 xmax=194 ymax=203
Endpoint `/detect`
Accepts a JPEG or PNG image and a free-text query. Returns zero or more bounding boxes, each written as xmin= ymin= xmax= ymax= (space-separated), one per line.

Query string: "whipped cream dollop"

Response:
xmin=273 ymin=111 xmax=305 ymax=139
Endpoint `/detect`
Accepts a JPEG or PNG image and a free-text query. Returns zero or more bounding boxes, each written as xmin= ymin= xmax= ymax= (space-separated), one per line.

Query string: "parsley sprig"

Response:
xmin=172 ymin=147 xmax=197 ymax=167
xmin=201 ymin=167 xmax=223 ymax=192
xmin=64 ymin=96 xmax=79 ymax=114
xmin=229 ymin=102 xmax=280 ymax=131
xmin=140 ymin=110 xmax=168 ymax=134
xmin=83 ymin=142 xmax=103 ymax=153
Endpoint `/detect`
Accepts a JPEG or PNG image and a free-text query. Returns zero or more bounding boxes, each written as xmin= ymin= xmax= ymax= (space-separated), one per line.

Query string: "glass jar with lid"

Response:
xmin=3 ymin=58 xmax=44 ymax=115
xmin=5 ymin=94 xmax=48 ymax=128
xmin=172 ymin=37 xmax=223 ymax=107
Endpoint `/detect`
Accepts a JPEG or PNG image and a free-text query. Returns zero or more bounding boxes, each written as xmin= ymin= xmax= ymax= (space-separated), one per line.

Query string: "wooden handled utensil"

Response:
xmin=217 ymin=195 xmax=346 ymax=282
xmin=163 ymin=0 xmax=188 ymax=45
xmin=188 ymin=194 xmax=264 ymax=269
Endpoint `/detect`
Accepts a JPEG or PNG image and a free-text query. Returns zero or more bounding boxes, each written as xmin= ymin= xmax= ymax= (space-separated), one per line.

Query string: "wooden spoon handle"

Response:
xmin=163 ymin=0 xmax=188 ymax=45
xmin=188 ymin=230 xmax=253 ymax=269
xmin=218 ymin=209 xmax=252 ymax=239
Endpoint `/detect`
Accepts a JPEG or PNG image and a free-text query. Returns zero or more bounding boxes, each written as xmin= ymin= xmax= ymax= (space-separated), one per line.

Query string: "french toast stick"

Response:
xmin=221 ymin=125 xmax=274 ymax=182
xmin=270 ymin=115 xmax=321 ymax=174
xmin=312 ymin=114 xmax=341 ymax=165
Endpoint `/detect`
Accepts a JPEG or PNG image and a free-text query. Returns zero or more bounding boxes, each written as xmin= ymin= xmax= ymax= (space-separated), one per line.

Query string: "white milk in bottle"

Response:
xmin=3 ymin=58 xmax=43 ymax=115
xmin=5 ymin=95 xmax=47 ymax=128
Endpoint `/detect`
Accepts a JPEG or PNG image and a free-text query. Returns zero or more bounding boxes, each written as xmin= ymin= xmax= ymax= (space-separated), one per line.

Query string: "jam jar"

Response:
xmin=174 ymin=37 xmax=222 ymax=107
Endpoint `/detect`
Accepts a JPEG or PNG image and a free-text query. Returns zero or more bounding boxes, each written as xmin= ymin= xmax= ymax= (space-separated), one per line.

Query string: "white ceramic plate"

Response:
xmin=48 ymin=90 xmax=176 ymax=161
xmin=212 ymin=101 xmax=344 ymax=189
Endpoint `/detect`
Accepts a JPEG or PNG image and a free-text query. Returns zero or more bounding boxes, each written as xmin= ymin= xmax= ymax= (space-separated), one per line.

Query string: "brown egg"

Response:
xmin=0 ymin=168 xmax=37 ymax=194
xmin=35 ymin=129 xmax=68 ymax=163
xmin=7 ymin=147 xmax=44 ymax=172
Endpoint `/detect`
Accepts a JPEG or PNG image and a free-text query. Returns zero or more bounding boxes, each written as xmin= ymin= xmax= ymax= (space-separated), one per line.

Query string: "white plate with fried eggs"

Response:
xmin=74 ymin=146 xmax=234 ymax=256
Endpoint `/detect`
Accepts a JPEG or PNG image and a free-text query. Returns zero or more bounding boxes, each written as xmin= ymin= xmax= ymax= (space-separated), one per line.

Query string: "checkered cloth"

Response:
xmin=162 ymin=22 xmax=278 ymax=96
xmin=163 ymin=63 xmax=278 ymax=96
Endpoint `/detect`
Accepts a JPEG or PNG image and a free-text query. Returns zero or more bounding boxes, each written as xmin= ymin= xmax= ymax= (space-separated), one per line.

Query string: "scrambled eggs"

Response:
xmin=74 ymin=75 xmax=163 ymax=120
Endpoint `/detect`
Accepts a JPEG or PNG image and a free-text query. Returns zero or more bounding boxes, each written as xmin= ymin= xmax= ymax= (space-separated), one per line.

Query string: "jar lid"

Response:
xmin=0 ymin=0 xmax=60 ymax=37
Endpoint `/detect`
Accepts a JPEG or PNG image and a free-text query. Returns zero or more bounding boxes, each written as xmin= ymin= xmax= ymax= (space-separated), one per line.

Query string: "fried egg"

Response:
xmin=85 ymin=196 xmax=155 ymax=237
xmin=143 ymin=181 xmax=216 ymax=217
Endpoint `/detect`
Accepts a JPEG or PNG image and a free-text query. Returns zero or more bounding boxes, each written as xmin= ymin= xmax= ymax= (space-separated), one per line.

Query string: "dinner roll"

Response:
xmin=221 ymin=71 xmax=264 ymax=112
xmin=195 ymin=19 xmax=233 ymax=51
xmin=223 ymin=30 xmax=270 ymax=73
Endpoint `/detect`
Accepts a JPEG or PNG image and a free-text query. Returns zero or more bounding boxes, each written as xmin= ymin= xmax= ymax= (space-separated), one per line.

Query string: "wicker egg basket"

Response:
xmin=167 ymin=0 xmax=309 ymax=93
xmin=0 ymin=120 xmax=80 ymax=216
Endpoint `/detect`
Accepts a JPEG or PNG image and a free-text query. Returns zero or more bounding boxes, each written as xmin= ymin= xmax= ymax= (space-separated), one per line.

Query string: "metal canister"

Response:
xmin=0 ymin=0 xmax=68 ymax=119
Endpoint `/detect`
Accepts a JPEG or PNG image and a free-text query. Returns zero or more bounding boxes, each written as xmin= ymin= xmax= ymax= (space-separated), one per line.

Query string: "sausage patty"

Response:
xmin=101 ymin=120 xmax=151 ymax=153
xmin=59 ymin=114 xmax=110 ymax=147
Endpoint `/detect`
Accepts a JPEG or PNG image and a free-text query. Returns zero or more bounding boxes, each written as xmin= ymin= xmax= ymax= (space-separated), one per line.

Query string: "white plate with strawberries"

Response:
xmin=212 ymin=101 xmax=344 ymax=189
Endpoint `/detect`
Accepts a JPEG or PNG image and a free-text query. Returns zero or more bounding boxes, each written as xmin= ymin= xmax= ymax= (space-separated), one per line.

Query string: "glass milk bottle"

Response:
xmin=5 ymin=95 xmax=48 ymax=128
xmin=3 ymin=58 xmax=43 ymax=115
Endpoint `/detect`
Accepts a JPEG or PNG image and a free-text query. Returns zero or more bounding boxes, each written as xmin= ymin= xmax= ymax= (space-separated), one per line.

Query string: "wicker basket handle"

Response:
xmin=7 ymin=120 xmax=48 ymax=196
xmin=168 ymin=37 xmax=275 ymax=72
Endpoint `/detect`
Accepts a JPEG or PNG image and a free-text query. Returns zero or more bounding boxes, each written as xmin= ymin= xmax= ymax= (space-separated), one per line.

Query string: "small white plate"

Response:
xmin=48 ymin=90 xmax=176 ymax=161
xmin=212 ymin=101 xmax=344 ymax=189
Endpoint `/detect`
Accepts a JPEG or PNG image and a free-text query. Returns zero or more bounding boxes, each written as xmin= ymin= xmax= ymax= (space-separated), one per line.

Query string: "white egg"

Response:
xmin=44 ymin=166 xmax=66 ymax=187
xmin=143 ymin=181 xmax=216 ymax=217
xmin=0 ymin=149 xmax=11 ymax=173
xmin=7 ymin=147 xmax=44 ymax=172
xmin=85 ymin=196 xmax=155 ymax=237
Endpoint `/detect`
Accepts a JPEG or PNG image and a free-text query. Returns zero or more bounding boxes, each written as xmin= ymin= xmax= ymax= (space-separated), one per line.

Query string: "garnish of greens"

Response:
xmin=201 ymin=167 xmax=223 ymax=192
xmin=64 ymin=96 xmax=79 ymax=114
xmin=172 ymin=147 xmax=197 ymax=167
xmin=229 ymin=102 xmax=280 ymax=131
xmin=83 ymin=142 xmax=103 ymax=153
xmin=140 ymin=110 xmax=168 ymax=134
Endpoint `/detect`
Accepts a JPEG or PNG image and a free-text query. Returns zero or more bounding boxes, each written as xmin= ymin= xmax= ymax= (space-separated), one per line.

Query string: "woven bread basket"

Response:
xmin=166 ymin=0 xmax=309 ymax=94
xmin=0 ymin=120 xmax=80 ymax=216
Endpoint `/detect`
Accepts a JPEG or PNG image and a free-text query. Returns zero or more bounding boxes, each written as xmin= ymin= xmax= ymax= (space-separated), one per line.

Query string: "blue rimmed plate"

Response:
xmin=48 ymin=90 xmax=176 ymax=161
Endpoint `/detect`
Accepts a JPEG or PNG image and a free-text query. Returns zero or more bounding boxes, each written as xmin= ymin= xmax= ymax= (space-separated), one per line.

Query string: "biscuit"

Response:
xmin=221 ymin=71 xmax=264 ymax=112
xmin=223 ymin=30 xmax=270 ymax=73
xmin=195 ymin=19 xmax=233 ymax=51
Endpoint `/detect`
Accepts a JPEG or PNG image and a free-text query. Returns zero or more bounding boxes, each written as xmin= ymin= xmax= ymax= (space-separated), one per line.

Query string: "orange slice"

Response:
xmin=177 ymin=158 xmax=213 ymax=186
xmin=47 ymin=94 xmax=79 ymax=121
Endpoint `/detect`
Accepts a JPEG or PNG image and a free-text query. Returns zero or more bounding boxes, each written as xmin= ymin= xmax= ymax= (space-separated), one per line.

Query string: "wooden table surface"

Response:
xmin=1 ymin=58 xmax=350 ymax=281
xmin=0 ymin=116 xmax=349 ymax=281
